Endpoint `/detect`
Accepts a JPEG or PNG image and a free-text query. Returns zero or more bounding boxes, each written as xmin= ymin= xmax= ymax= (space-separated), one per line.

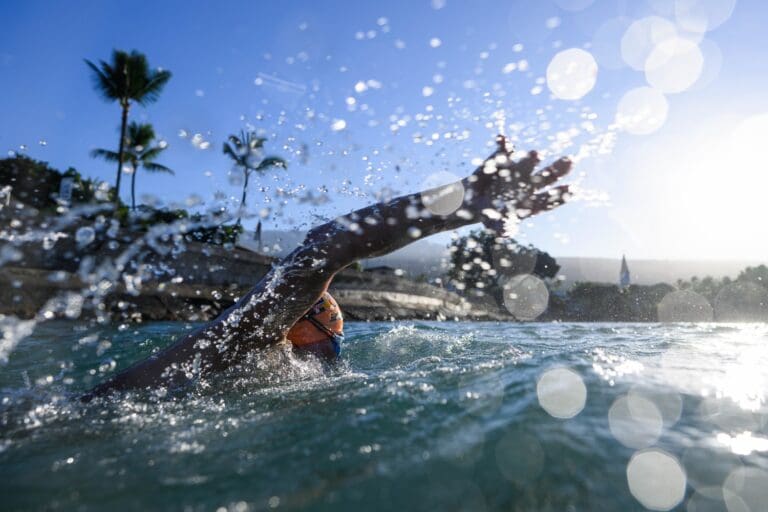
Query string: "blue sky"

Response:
xmin=2 ymin=0 xmax=767 ymax=260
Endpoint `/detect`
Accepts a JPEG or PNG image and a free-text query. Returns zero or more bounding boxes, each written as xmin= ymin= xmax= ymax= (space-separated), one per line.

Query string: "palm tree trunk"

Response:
xmin=236 ymin=168 xmax=249 ymax=226
xmin=115 ymin=103 xmax=129 ymax=204
xmin=131 ymin=166 xmax=137 ymax=210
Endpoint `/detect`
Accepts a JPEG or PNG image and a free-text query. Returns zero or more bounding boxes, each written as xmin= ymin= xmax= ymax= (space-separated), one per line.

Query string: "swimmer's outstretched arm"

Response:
xmin=85 ymin=136 xmax=572 ymax=397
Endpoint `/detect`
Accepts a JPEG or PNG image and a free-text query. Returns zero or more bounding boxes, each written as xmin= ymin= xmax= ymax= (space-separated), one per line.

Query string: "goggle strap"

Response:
xmin=302 ymin=311 xmax=340 ymax=341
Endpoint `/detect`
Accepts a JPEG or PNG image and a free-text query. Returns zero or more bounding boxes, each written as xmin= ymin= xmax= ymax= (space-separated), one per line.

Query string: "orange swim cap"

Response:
xmin=287 ymin=292 xmax=344 ymax=348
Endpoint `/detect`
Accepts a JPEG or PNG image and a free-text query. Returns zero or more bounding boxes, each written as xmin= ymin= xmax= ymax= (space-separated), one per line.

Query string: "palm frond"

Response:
xmin=127 ymin=122 xmax=156 ymax=147
xmin=86 ymin=50 xmax=172 ymax=107
xmin=142 ymin=162 xmax=174 ymax=174
xmin=256 ymin=156 xmax=287 ymax=172
xmin=84 ymin=59 xmax=119 ymax=102
xmin=248 ymin=136 xmax=266 ymax=151
xmin=222 ymin=142 xmax=244 ymax=165
xmin=136 ymin=68 xmax=172 ymax=106
xmin=90 ymin=148 xmax=120 ymax=161
xmin=227 ymin=135 xmax=244 ymax=150
xmin=139 ymin=146 xmax=165 ymax=162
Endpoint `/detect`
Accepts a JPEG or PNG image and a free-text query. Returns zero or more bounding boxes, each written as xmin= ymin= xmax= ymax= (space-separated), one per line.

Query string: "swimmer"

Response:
xmin=287 ymin=291 xmax=344 ymax=359
xmin=85 ymin=136 xmax=572 ymax=398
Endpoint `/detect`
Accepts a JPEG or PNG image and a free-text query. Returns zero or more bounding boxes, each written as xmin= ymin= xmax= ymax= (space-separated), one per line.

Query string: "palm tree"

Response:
xmin=222 ymin=131 xmax=286 ymax=226
xmin=85 ymin=50 xmax=172 ymax=203
xmin=91 ymin=122 xmax=173 ymax=210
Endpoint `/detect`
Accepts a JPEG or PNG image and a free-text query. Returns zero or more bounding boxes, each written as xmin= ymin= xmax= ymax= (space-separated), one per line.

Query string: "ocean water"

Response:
xmin=1 ymin=321 xmax=768 ymax=511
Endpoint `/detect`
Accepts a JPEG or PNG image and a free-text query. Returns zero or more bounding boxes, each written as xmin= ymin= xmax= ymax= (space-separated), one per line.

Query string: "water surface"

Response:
xmin=2 ymin=321 xmax=767 ymax=511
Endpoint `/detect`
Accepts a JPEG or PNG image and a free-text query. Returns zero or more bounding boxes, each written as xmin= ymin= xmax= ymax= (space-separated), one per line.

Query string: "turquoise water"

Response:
xmin=2 ymin=321 xmax=768 ymax=511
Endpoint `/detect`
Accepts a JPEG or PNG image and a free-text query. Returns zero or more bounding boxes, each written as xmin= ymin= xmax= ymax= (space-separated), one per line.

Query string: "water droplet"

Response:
xmin=75 ymin=226 xmax=96 ymax=247
xmin=545 ymin=17 xmax=561 ymax=29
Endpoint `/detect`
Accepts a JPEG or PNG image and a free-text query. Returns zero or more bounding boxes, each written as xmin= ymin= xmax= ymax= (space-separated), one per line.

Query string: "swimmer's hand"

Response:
xmin=470 ymin=135 xmax=572 ymax=235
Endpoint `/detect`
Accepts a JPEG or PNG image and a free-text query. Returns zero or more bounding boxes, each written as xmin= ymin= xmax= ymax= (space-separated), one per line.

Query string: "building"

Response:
xmin=619 ymin=255 xmax=631 ymax=289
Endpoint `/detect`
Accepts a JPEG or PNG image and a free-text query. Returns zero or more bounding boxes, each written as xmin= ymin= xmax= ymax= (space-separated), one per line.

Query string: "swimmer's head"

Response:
xmin=287 ymin=292 xmax=344 ymax=357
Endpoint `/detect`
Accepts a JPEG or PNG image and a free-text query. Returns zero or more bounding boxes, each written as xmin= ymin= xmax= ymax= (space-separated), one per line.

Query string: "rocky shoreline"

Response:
xmin=0 ymin=230 xmax=505 ymax=323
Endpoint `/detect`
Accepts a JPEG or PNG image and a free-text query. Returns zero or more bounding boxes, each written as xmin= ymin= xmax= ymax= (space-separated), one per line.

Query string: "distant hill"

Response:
xmin=238 ymin=230 xmax=762 ymax=287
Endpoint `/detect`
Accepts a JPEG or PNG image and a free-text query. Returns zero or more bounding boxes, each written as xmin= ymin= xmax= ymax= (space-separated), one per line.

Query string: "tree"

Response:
xmin=0 ymin=155 xmax=114 ymax=209
xmin=85 ymin=50 xmax=171 ymax=203
xmin=91 ymin=122 xmax=172 ymax=210
xmin=446 ymin=229 xmax=559 ymax=307
xmin=222 ymin=131 xmax=286 ymax=227
xmin=737 ymin=265 xmax=768 ymax=286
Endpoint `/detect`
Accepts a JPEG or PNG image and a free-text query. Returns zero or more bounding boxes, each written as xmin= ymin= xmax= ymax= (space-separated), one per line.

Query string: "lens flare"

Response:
xmin=627 ymin=449 xmax=686 ymax=511
xmin=644 ymin=37 xmax=704 ymax=93
xmin=723 ymin=466 xmax=768 ymax=512
xmin=615 ymin=86 xmax=669 ymax=135
xmin=591 ymin=17 xmax=633 ymax=70
xmin=536 ymin=367 xmax=587 ymax=419
xmin=609 ymin=394 xmax=664 ymax=448
xmin=502 ymin=274 xmax=549 ymax=320
xmin=421 ymin=172 xmax=465 ymax=216
xmin=546 ymin=48 xmax=598 ymax=100
xmin=621 ymin=16 xmax=677 ymax=71
xmin=675 ymin=0 xmax=737 ymax=33
xmin=657 ymin=290 xmax=713 ymax=322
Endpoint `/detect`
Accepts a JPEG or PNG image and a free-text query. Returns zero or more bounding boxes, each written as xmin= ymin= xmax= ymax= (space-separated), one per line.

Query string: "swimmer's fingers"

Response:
xmin=521 ymin=185 xmax=571 ymax=217
xmin=512 ymin=150 xmax=540 ymax=179
xmin=478 ymin=134 xmax=515 ymax=172
xmin=495 ymin=134 xmax=512 ymax=155
xmin=530 ymin=157 xmax=572 ymax=190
